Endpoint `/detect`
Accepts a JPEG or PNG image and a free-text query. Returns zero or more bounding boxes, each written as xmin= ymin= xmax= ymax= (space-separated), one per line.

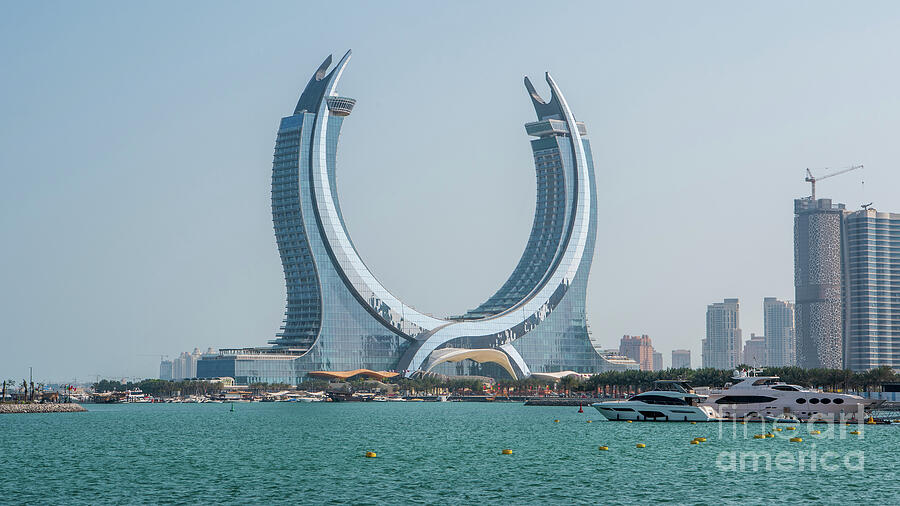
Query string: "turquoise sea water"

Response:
xmin=1 ymin=403 xmax=897 ymax=504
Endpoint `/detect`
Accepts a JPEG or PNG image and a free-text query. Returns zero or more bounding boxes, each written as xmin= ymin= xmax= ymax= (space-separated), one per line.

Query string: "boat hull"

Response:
xmin=592 ymin=402 xmax=719 ymax=422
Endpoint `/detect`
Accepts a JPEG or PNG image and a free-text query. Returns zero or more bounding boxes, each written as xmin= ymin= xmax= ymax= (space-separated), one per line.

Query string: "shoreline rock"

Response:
xmin=0 ymin=403 xmax=87 ymax=414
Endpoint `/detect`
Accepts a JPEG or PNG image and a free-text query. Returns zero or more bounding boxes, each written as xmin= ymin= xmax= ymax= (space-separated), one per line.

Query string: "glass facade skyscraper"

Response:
xmin=844 ymin=208 xmax=900 ymax=370
xmin=763 ymin=297 xmax=795 ymax=367
xmin=198 ymin=51 xmax=603 ymax=383
xmin=702 ymin=298 xmax=742 ymax=370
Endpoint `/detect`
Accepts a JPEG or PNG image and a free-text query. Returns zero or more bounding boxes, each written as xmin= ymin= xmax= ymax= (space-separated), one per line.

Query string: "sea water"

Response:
xmin=1 ymin=402 xmax=896 ymax=504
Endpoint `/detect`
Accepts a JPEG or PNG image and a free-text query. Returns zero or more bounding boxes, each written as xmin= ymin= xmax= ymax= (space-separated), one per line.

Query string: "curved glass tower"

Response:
xmin=199 ymin=50 xmax=603 ymax=382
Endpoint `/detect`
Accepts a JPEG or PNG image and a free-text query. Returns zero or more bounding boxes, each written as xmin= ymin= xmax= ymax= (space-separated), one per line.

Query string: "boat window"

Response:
xmin=821 ymin=398 xmax=831 ymax=404
xmin=833 ymin=398 xmax=844 ymax=405
xmin=771 ymin=385 xmax=798 ymax=391
xmin=752 ymin=378 xmax=779 ymax=386
xmin=714 ymin=395 xmax=778 ymax=405
xmin=638 ymin=410 xmax=667 ymax=418
xmin=809 ymin=398 xmax=820 ymax=405
xmin=631 ymin=394 xmax=688 ymax=406
xmin=796 ymin=398 xmax=806 ymax=404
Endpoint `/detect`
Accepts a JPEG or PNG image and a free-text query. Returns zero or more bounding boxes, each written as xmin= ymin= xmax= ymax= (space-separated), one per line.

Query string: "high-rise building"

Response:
xmin=764 ymin=297 xmax=795 ymax=366
xmin=652 ymin=352 xmax=663 ymax=371
xmin=198 ymin=51 xmax=602 ymax=384
xmin=702 ymin=298 xmax=742 ymax=370
xmin=794 ymin=198 xmax=845 ymax=368
xmin=742 ymin=333 xmax=766 ymax=368
xmin=844 ymin=208 xmax=900 ymax=370
xmin=620 ymin=335 xmax=654 ymax=371
xmin=671 ymin=349 xmax=691 ymax=369
xmin=170 ymin=348 xmax=203 ymax=381
xmin=159 ymin=360 xmax=173 ymax=381
xmin=794 ymin=196 xmax=900 ymax=371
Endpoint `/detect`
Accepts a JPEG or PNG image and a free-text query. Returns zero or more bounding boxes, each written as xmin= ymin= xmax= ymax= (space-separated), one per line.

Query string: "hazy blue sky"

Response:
xmin=2 ymin=1 xmax=899 ymax=382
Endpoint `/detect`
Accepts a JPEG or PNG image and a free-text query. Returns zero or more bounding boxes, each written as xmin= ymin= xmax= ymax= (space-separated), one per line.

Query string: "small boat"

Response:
xmin=592 ymin=380 xmax=720 ymax=422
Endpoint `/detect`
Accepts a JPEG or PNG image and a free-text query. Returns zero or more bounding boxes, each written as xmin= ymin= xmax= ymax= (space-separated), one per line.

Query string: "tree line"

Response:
xmin=2 ymin=378 xmax=46 ymax=403
xmin=524 ymin=366 xmax=899 ymax=394
xmin=85 ymin=365 xmax=899 ymax=398
xmin=92 ymin=379 xmax=222 ymax=397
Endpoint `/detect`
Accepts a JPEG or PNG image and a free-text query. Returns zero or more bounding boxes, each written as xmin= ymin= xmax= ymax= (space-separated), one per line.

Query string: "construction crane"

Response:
xmin=805 ymin=164 xmax=863 ymax=200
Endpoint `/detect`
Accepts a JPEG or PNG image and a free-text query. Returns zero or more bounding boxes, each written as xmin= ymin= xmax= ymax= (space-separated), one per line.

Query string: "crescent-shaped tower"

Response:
xmin=197 ymin=51 xmax=606 ymax=384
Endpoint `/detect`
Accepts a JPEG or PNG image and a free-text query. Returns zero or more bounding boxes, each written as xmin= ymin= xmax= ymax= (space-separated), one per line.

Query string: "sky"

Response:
xmin=2 ymin=1 xmax=899 ymax=382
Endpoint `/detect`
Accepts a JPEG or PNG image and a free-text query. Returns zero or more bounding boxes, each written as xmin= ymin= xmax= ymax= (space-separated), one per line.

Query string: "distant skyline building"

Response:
xmin=742 ymin=333 xmax=766 ymax=368
xmin=619 ymin=335 xmax=654 ymax=371
xmin=794 ymin=198 xmax=845 ymax=368
xmin=652 ymin=351 xmax=663 ymax=371
xmin=844 ymin=208 xmax=900 ymax=371
xmin=170 ymin=348 xmax=203 ymax=381
xmin=198 ymin=51 xmax=603 ymax=384
xmin=671 ymin=349 xmax=691 ymax=369
xmin=764 ymin=297 xmax=795 ymax=367
xmin=159 ymin=360 xmax=173 ymax=381
xmin=702 ymin=298 xmax=742 ymax=370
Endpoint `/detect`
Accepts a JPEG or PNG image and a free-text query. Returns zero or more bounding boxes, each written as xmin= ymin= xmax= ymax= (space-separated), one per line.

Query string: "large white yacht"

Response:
xmin=702 ymin=371 xmax=882 ymax=421
xmin=592 ymin=380 xmax=721 ymax=422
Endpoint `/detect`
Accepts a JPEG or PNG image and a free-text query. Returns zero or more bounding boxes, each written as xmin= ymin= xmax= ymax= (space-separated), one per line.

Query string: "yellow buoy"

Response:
xmin=866 ymin=418 xmax=876 ymax=425
xmin=626 ymin=420 xmax=633 ymax=423
xmin=850 ymin=430 xmax=861 ymax=435
xmin=690 ymin=440 xmax=699 ymax=444
xmin=598 ymin=445 xmax=609 ymax=451
xmin=753 ymin=434 xmax=765 ymax=439
xmin=690 ymin=421 xmax=697 ymax=425
xmin=696 ymin=437 xmax=706 ymax=442
xmin=774 ymin=428 xmax=782 ymax=432
xmin=790 ymin=437 xmax=802 ymax=442
xmin=554 ymin=419 xmax=559 ymax=423
xmin=587 ymin=420 xmax=592 ymax=423
xmin=786 ymin=427 xmax=796 ymax=431
xmin=636 ymin=443 xmax=646 ymax=448
xmin=810 ymin=430 xmax=821 ymax=435
xmin=501 ymin=449 xmax=513 ymax=455
xmin=766 ymin=433 xmax=774 ymax=438
xmin=365 ymin=451 xmax=377 ymax=458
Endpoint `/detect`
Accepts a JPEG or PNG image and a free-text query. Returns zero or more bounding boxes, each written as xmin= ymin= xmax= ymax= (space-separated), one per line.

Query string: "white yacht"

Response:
xmin=702 ymin=371 xmax=882 ymax=421
xmin=592 ymin=380 xmax=721 ymax=422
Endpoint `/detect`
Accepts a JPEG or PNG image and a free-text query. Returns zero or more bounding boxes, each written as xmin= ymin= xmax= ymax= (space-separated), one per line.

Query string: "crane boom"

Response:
xmin=819 ymin=164 xmax=863 ymax=181
xmin=804 ymin=164 xmax=863 ymax=200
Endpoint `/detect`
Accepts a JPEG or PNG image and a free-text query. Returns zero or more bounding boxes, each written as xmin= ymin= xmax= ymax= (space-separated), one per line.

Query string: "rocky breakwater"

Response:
xmin=0 ymin=403 xmax=87 ymax=414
